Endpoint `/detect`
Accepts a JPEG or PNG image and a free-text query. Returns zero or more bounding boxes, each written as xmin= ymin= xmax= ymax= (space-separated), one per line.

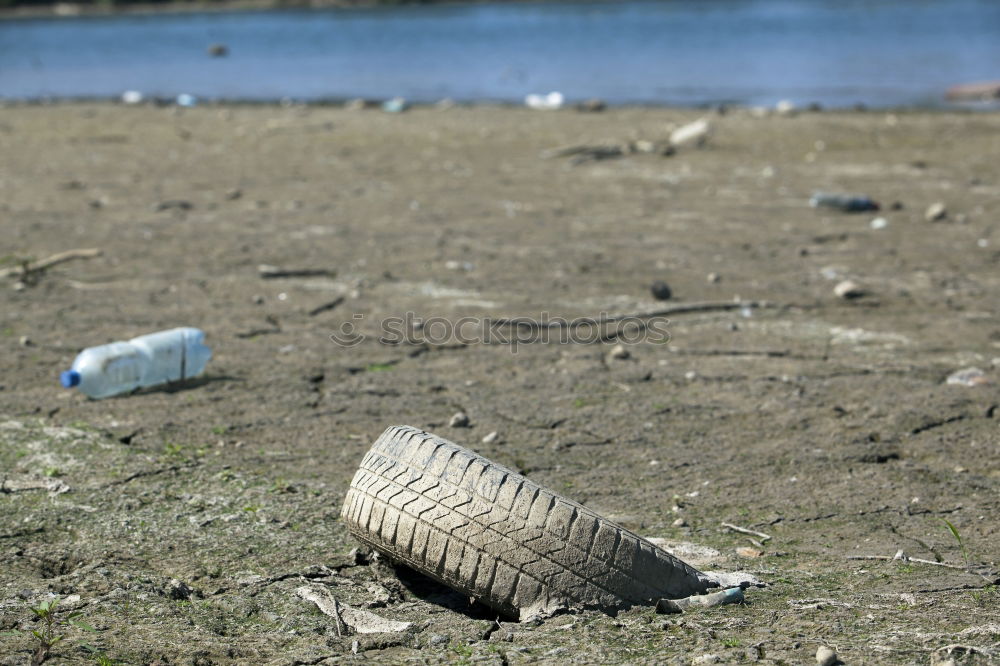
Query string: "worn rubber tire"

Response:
xmin=341 ymin=425 xmax=715 ymax=619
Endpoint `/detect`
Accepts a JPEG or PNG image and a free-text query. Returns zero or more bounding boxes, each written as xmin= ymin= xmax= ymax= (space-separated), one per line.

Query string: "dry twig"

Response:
xmin=721 ymin=522 xmax=772 ymax=543
xmin=0 ymin=248 xmax=102 ymax=279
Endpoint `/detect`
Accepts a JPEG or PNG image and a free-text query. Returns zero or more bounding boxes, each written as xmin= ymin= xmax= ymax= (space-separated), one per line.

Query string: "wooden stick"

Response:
xmin=721 ymin=522 xmax=772 ymax=542
xmin=847 ymin=554 xmax=967 ymax=569
xmin=0 ymin=248 xmax=102 ymax=279
xmin=258 ymin=264 xmax=335 ymax=279
xmin=484 ymin=301 xmax=776 ymax=331
xmin=332 ymin=598 xmax=344 ymax=637
xmin=308 ymin=295 xmax=346 ymax=317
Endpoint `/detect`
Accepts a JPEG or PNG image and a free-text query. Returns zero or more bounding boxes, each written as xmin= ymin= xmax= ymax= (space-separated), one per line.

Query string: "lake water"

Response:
xmin=2 ymin=0 xmax=999 ymax=108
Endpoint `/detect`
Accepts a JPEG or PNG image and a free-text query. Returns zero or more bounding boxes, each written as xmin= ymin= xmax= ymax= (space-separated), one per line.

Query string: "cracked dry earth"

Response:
xmin=1 ymin=103 xmax=999 ymax=664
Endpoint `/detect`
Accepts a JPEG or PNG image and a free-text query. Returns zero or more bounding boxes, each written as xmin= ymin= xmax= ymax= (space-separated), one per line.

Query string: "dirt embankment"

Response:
xmin=1 ymin=103 xmax=998 ymax=664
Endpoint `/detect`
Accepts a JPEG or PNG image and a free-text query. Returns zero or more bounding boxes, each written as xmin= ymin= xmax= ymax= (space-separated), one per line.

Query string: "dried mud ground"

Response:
xmin=1 ymin=103 xmax=999 ymax=665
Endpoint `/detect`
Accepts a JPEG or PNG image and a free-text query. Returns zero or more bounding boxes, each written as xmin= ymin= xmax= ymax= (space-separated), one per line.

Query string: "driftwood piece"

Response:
xmin=0 ymin=248 xmax=102 ymax=279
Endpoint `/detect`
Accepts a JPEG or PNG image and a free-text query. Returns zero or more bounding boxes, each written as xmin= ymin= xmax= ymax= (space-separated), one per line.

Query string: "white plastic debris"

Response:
xmin=946 ymin=367 xmax=989 ymax=387
xmin=669 ymin=118 xmax=711 ymax=148
xmin=525 ymin=91 xmax=564 ymax=110
xmin=296 ymin=586 xmax=413 ymax=634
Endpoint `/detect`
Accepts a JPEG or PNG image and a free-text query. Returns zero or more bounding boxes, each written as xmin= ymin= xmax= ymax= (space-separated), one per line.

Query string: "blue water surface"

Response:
xmin=1 ymin=0 xmax=999 ymax=107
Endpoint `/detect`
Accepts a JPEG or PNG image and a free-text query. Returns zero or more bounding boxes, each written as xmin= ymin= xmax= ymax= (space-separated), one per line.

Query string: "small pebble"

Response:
xmin=18 ymin=335 xmax=31 ymax=347
xmin=869 ymin=217 xmax=888 ymax=230
xmin=449 ymin=412 xmax=470 ymax=428
xmin=650 ymin=280 xmax=672 ymax=300
xmin=252 ymin=294 xmax=264 ymax=305
xmin=707 ymin=272 xmax=720 ymax=283
xmin=576 ymin=98 xmax=606 ymax=113
xmin=693 ymin=655 xmax=721 ymax=665
xmin=815 ymin=645 xmax=837 ymax=666
xmin=165 ymin=578 xmax=193 ymax=601
xmin=834 ymin=280 xmax=865 ymax=299
xmin=925 ymin=202 xmax=947 ymax=222
xmin=684 ymin=370 xmax=698 ymax=381
xmin=482 ymin=431 xmax=499 ymax=444
xmin=428 ymin=634 xmax=449 ymax=646
xmin=608 ymin=344 xmax=630 ymax=360
xmin=736 ymin=547 xmax=764 ymax=558
xmin=672 ymin=518 xmax=687 ymax=528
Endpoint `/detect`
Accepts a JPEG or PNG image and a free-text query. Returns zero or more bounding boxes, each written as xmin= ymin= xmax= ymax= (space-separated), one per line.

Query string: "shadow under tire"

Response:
xmin=342 ymin=425 xmax=715 ymax=620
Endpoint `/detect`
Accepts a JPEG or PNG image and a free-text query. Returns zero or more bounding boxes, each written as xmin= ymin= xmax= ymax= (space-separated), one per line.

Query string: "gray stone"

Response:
xmin=816 ymin=645 xmax=838 ymax=666
xmin=925 ymin=202 xmax=947 ymax=222
xmin=449 ymin=412 xmax=470 ymax=428
xmin=834 ymin=280 xmax=865 ymax=299
xmin=650 ymin=280 xmax=673 ymax=300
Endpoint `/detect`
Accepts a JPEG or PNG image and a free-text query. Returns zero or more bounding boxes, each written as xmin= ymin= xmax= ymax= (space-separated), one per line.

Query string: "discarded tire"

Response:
xmin=341 ymin=425 xmax=715 ymax=620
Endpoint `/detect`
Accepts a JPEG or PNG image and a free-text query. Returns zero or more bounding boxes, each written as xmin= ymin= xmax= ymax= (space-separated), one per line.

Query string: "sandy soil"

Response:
xmin=1 ymin=102 xmax=998 ymax=664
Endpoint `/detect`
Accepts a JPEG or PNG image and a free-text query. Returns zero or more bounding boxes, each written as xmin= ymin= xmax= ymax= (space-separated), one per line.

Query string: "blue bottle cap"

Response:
xmin=60 ymin=370 xmax=81 ymax=388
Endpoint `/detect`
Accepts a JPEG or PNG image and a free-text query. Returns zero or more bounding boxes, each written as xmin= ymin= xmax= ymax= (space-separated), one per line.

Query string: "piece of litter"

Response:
xmin=296 ymin=586 xmax=413 ymax=634
xmin=946 ymin=367 xmax=989 ymax=387
xmin=669 ymin=118 xmax=711 ymax=148
xmin=834 ymin=280 xmax=865 ymax=299
xmin=656 ymin=587 xmax=744 ymax=614
xmin=525 ymin=91 xmax=564 ymax=110
xmin=925 ymin=202 xmax=947 ymax=222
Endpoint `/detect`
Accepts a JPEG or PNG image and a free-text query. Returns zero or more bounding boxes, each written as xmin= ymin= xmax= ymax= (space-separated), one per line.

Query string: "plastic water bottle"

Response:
xmin=60 ymin=327 xmax=211 ymax=399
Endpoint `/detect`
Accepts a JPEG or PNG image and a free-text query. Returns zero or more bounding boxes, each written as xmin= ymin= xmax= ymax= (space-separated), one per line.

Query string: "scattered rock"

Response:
xmin=428 ymin=633 xmax=449 ymax=646
xmin=608 ymin=344 xmax=630 ymax=361
xmin=225 ymin=188 xmax=242 ymax=200
xmin=946 ymin=367 xmax=989 ymax=387
xmin=672 ymin=518 xmax=687 ymax=528
xmin=449 ymin=412 xmax=470 ymax=428
xmin=925 ymin=202 xmax=947 ymax=222
xmin=834 ymin=280 xmax=865 ymax=299
xmin=816 ymin=645 xmax=838 ymax=666
xmin=482 ymin=431 xmax=499 ymax=444
xmin=165 ymin=578 xmax=194 ymax=601
xmin=736 ymin=547 xmax=764 ymax=558
xmin=706 ymin=272 xmax=720 ymax=283
xmin=693 ymin=654 xmax=721 ymax=665
xmin=576 ymin=98 xmax=606 ymax=112
xmin=650 ymin=280 xmax=672 ymax=300
xmin=870 ymin=217 xmax=888 ymax=230
xmin=18 ymin=335 xmax=31 ymax=347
